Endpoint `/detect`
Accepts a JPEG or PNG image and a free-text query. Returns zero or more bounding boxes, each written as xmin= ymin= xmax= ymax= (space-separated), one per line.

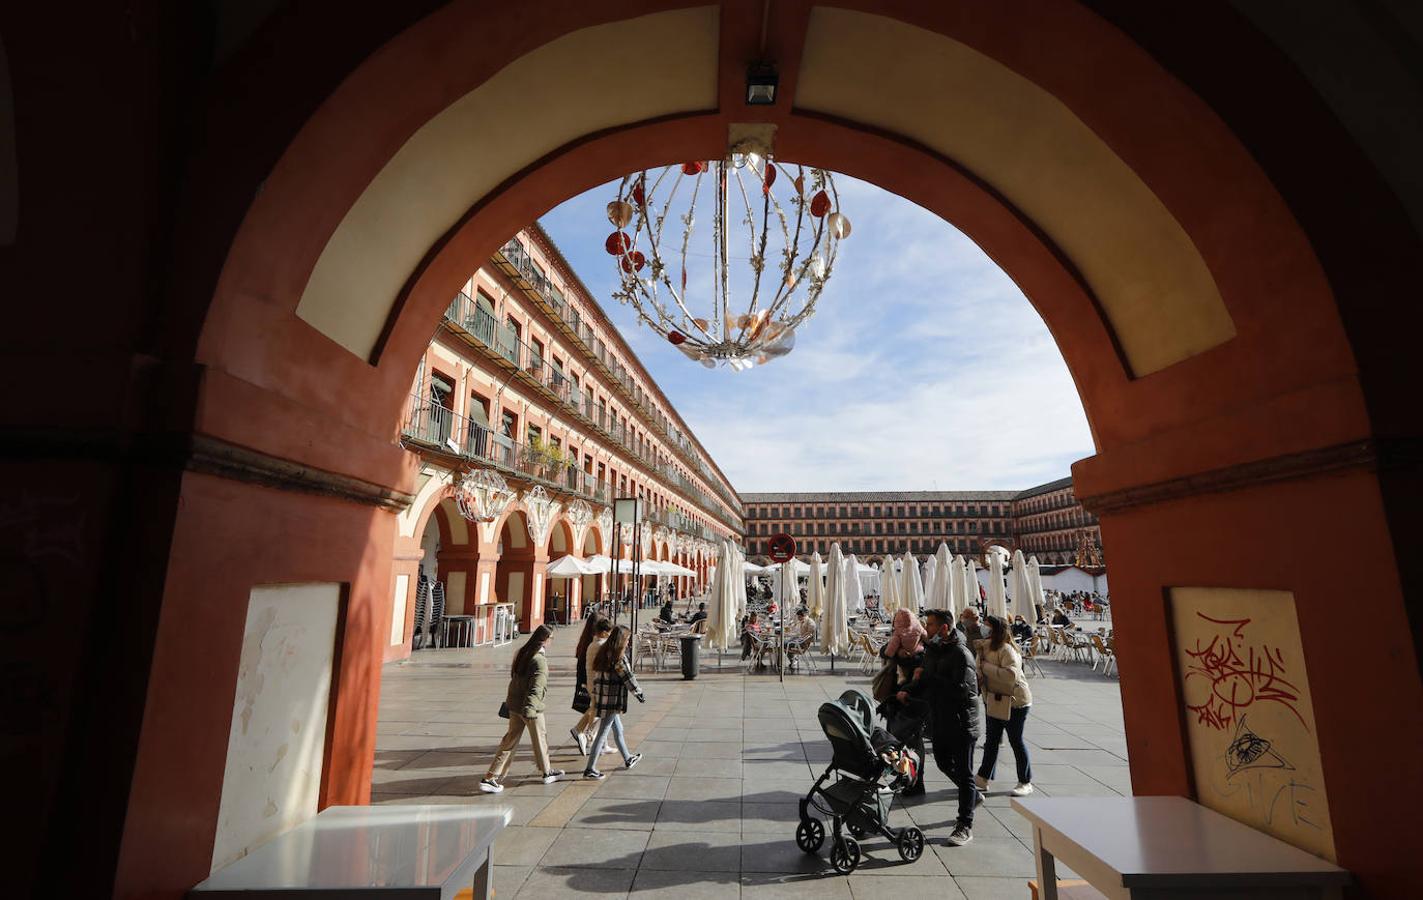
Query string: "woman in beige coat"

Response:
xmin=973 ymin=614 xmax=1034 ymax=797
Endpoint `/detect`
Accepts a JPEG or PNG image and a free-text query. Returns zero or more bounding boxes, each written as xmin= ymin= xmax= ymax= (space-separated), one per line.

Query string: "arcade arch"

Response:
xmin=20 ymin=4 xmax=1421 ymax=898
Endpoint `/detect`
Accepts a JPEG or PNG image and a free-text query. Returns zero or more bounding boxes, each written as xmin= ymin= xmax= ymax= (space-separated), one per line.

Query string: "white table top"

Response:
xmin=192 ymin=805 xmax=512 ymax=895
xmin=1012 ymin=796 xmax=1348 ymax=890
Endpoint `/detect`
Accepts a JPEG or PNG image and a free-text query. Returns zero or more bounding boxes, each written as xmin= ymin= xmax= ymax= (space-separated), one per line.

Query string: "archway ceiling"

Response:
xmin=795 ymin=7 xmax=1233 ymax=376
xmin=294 ymin=3 xmax=1232 ymax=379
xmin=296 ymin=6 xmax=721 ymax=356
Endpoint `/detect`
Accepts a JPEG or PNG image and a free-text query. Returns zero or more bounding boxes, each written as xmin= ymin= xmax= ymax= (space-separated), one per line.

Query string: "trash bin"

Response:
xmin=678 ymin=634 xmax=703 ymax=680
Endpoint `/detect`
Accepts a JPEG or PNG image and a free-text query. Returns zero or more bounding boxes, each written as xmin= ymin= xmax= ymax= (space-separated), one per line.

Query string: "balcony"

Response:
xmin=494 ymin=238 xmax=744 ymax=520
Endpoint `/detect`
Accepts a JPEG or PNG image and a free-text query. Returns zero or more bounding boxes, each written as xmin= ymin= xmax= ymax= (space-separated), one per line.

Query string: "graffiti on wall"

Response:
xmin=1171 ymin=588 xmax=1335 ymax=862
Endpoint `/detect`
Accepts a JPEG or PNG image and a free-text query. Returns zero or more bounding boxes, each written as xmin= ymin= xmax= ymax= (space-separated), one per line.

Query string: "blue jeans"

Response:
xmin=587 ymin=712 xmax=630 ymax=770
xmin=977 ymin=705 xmax=1032 ymax=785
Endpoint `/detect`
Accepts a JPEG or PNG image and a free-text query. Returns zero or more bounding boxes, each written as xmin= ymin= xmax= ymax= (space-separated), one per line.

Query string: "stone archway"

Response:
xmin=494 ymin=509 xmax=534 ymax=630
xmin=11 ymin=4 xmax=1423 ymax=897
xmin=544 ymin=518 xmax=576 ymax=625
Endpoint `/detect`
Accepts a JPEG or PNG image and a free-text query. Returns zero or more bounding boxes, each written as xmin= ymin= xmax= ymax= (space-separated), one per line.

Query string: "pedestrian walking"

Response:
xmin=480 ymin=625 xmax=563 ymax=793
xmin=903 ymin=608 xmax=981 ymax=846
xmin=583 ymin=625 xmax=645 ymax=779
xmin=974 ymin=614 xmax=1035 ymax=797
xmin=570 ymin=616 xmax=612 ymax=755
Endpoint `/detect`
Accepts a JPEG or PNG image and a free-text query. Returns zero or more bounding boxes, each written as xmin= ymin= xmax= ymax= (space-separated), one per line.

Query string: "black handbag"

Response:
xmin=497 ymin=700 xmax=510 ymax=719
xmin=572 ymin=684 xmax=591 ymax=713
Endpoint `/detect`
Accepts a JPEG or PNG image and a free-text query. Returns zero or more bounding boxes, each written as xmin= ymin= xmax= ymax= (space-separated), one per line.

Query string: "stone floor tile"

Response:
xmin=848 ymin=874 xmax=967 ymax=899
xmin=932 ymin=837 xmax=1037 ymax=878
xmin=664 ymin=776 xmax=743 ymax=802
xmin=686 ymin=727 xmax=745 ymax=743
xmin=655 ymin=799 xmax=742 ymax=832
xmin=741 ymin=802 xmax=801 ymax=833
xmin=541 ymin=828 xmax=650 ymax=869
xmin=618 ymin=756 xmax=680 ymax=776
xmin=595 ymin=774 xmax=672 ymax=800
xmin=491 ymin=825 xmax=559 ymax=866
xmin=567 ymin=797 xmax=661 ymax=830
xmin=632 ymin=868 xmax=742 ymax=898
xmin=516 ymin=865 xmax=636 ymax=898
xmin=674 ymin=757 xmax=742 ymax=779
xmin=740 ymin=872 xmax=853 ymax=898
xmin=641 ymin=831 xmax=744 ymax=871
xmin=952 ymin=875 xmax=1035 ymax=900
xmin=491 ymin=864 xmax=532 ymax=891
xmin=740 ymin=833 xmax=837 ymax=874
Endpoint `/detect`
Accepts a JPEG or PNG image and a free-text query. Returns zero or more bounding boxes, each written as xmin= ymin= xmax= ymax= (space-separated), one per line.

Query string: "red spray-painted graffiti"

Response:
xmin=1181 ymin=614 xmax=1305 ymax=732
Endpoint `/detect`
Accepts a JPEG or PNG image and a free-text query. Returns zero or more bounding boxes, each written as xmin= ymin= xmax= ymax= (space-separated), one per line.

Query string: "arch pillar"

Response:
xmin=522 ymin=553 xmax=551 ymax=632
xmin=387 ymin=535 xmax=425 ymax=662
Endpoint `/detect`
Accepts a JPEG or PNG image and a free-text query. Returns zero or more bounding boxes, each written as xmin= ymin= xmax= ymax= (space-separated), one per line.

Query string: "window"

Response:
xmin=500 ymin=410 xmax=518 ymax=439
xmin=526 ymin=424 xmax=541 ymax=445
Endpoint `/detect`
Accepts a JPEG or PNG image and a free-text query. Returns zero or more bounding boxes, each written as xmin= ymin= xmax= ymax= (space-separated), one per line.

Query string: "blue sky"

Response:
xmin=538 ymin=173 xmax=1094 ymax=492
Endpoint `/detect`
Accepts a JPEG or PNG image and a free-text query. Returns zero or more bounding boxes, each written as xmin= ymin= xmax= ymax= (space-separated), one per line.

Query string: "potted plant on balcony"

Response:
xmin=523 ymin=435 xmax=570 ymax=481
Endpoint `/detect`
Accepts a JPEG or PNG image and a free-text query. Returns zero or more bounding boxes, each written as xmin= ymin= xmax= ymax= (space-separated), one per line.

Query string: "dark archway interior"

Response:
xmin=3 ymin=4 xmax=1421 ymax=898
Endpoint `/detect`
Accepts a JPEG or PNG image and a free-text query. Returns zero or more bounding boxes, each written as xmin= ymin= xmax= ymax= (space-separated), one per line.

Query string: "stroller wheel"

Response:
xmin=897 ymin=826 xmax=925 ymax=862
xmin=795 ymin=817 xmax=825 ymax=854
xmin=830 ymin=837 xmax=861 ymax=874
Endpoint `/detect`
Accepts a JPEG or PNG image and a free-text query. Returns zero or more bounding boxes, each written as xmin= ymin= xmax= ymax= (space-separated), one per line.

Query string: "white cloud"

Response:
xmin=537 ymin=174 xmax=1094 ymax=492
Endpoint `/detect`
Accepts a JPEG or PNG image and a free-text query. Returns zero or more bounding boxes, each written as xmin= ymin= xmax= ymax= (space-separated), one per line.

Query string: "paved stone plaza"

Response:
xmin=373 ymin=628 xmax=1128 ymax=899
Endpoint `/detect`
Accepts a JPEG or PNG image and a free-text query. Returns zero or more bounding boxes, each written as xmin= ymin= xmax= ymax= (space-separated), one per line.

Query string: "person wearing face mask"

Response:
xmin=899 ymin=608 xmax=981 ymax=846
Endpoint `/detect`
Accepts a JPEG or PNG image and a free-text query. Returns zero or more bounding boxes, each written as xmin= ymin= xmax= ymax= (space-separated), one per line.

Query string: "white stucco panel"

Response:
xmin=210 ymin=583 xmax=340 ymax=873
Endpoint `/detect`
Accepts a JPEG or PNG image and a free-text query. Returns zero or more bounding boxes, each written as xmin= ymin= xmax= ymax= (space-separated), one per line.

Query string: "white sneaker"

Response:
xmin=570 ymin=728 xmax=588 ymax=756
xmin=1010 ymin=783 xmax=1034 ymax=796
xmin=478 ymin=778 xmax=503 ymax=794
xmin=542 ymin=770 xmax=564 ymax=784
xmin=602 ymin=745 xmax=617 ymax=754
xmin=973 ymin=774 xmax=989 ymax=793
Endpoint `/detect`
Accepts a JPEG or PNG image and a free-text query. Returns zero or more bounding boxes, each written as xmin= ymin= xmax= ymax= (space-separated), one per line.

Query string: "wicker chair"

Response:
xmin=1092 ymin=633 xmax=1117 ymax=676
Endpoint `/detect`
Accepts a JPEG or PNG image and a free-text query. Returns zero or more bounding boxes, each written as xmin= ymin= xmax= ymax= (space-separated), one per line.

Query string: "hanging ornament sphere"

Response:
xmin=606 ymin=200 xmax=633 ymax=227
xmin=605 ymin=231 xmax=631 ymax=255
xmin=604 ymin=154 xmax=848 ymax=371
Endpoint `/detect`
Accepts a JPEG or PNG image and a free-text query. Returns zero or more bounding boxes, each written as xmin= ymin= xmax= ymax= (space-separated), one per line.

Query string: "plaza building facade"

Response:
xmin=743 ymin=477 xmax=1102 ymax=566
xmin=392 ymin=224 xmax=742 ymax=656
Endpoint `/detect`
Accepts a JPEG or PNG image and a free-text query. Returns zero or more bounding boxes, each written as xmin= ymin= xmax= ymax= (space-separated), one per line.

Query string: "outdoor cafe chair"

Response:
xmin=1092 ymin=633 xmax=1117 ymax=676
xmin=1021 ymin=633 xmax=1046 ymax=679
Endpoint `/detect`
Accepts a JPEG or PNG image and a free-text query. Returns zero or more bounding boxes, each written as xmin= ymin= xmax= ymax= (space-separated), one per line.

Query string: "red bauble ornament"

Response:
xmin=605 ymin=231 xmax=631 ymax=256
xmin=681 ymin=161 xmax=707 ymax=175
xmin=762 ymin=164 xmax=777 ymax=196
xmin=620 ymin=250 xmax=647 ymax=273
xmin=810 ymin=190 xmax=831 ymax=218
xmin=668 ymin=330 xmax=687 ymax=345
xmin=631 ymin=179 xmax=646 ymax=207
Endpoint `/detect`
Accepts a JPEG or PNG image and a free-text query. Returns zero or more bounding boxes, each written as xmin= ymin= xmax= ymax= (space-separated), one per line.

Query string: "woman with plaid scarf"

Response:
xmin=583 ymin=626 xmax=645 ymax=779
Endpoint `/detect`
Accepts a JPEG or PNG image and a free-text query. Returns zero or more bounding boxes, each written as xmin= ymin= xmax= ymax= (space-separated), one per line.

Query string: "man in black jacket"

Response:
xmin=902 ymin=607 xmax=982 ymax=846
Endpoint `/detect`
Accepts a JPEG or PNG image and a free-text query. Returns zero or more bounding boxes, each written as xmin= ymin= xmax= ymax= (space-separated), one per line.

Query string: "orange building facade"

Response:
xmin=745 ymin=478 xmax=1102 ymax=566
xmin=392 ymin=225 xmax=742 ymax=654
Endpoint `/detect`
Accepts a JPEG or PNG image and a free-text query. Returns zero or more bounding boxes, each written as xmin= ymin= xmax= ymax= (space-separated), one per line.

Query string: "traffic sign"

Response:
xmin=768 ymin=533 xmax=797 ymax=563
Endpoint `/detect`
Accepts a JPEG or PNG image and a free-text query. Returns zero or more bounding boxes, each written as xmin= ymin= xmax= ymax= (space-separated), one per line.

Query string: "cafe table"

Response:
xmin=190 ymin=804 xmax=511 ymax=899
xmin=1012 ymin=796 xmax=1348 ymax=900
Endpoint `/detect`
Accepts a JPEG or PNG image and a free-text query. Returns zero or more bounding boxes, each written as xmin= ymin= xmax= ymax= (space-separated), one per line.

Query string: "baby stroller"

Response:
xmin=796 ymin=689 xmax=926 ymax=874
